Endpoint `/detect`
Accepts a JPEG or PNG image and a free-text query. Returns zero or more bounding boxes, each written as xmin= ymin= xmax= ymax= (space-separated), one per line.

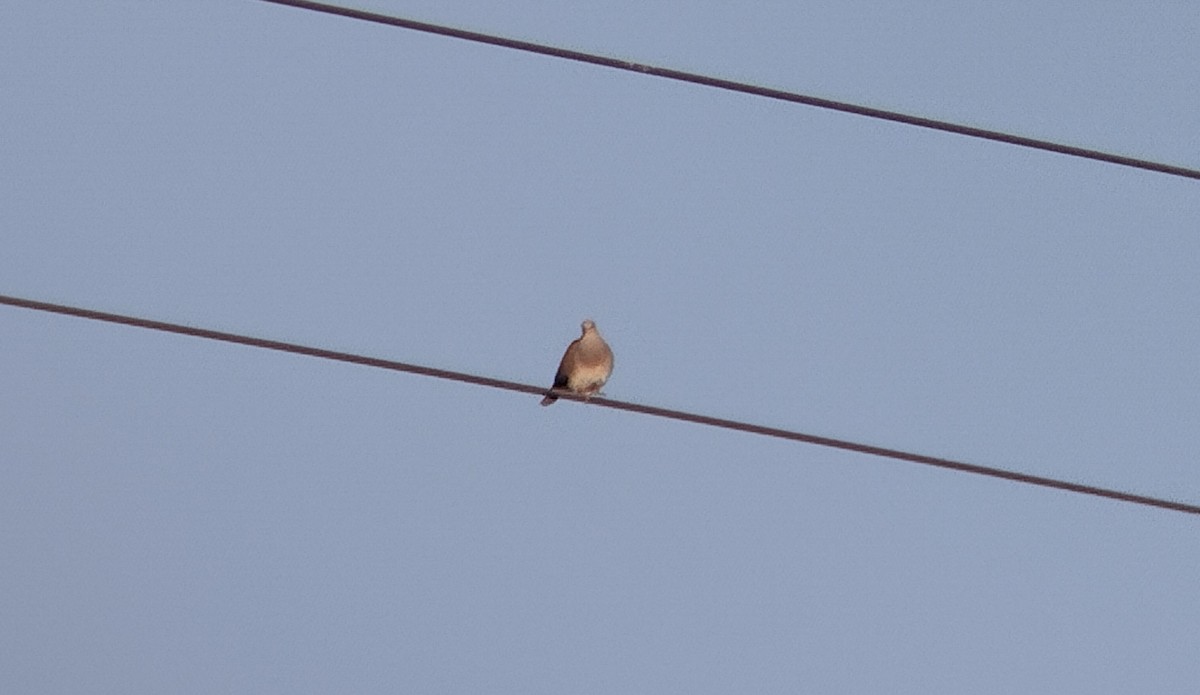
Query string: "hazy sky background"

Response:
xmin=3 ymin=1 xmax=1198 ymax=692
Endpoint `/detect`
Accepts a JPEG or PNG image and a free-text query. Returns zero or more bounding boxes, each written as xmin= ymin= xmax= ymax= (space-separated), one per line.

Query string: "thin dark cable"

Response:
xmin=257 ymin=0 xmax=1200 ymax=181
xmin=3 ymin=292 xmax=1197 ymax=517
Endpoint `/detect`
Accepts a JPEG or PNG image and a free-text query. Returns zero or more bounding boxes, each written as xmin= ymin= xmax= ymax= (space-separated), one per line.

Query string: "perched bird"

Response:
xmin=540 ymin=319 xmax=614 ymax=406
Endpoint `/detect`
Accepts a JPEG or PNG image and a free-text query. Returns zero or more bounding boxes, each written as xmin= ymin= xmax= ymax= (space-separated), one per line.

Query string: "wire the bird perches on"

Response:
xmin=3 ymin=293 xmax=1197 ymax=517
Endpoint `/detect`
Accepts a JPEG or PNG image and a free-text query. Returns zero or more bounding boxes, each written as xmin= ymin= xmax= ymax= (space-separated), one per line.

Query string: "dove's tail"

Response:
xmin=539 ymin=393 xmax=558 ymax=406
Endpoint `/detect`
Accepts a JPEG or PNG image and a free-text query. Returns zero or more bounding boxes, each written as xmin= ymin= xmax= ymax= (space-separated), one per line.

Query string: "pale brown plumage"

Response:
xmin=540 ymin=319 xmax=614 ymax=406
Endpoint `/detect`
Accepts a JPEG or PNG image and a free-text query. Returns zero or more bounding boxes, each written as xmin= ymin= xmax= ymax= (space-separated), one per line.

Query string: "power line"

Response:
xmin=258 ymin=0 xmax=1200 ymax=181
xmin=3 ymin=292 xmax=1197 ymax=517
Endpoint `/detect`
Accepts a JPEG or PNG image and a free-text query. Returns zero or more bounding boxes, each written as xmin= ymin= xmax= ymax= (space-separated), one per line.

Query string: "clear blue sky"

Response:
xmin=3 ymin=1 xmax=1198 ymax=692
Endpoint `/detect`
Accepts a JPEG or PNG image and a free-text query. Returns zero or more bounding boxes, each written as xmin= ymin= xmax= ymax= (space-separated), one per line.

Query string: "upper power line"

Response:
xmin=3 ymin=292 xmax=1197 ymax=517
xmin=259 ymin=0 xmax=1200 ymax=181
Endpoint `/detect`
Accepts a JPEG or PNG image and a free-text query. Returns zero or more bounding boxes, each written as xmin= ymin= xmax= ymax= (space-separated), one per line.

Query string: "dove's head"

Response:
xmin=581 ymin=319 xmax=597 ymax=334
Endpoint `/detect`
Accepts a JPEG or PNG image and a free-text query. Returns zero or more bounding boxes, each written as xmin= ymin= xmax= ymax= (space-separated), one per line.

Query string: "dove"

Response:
xmin=540 ymin=320 xmax=614 ymax=406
